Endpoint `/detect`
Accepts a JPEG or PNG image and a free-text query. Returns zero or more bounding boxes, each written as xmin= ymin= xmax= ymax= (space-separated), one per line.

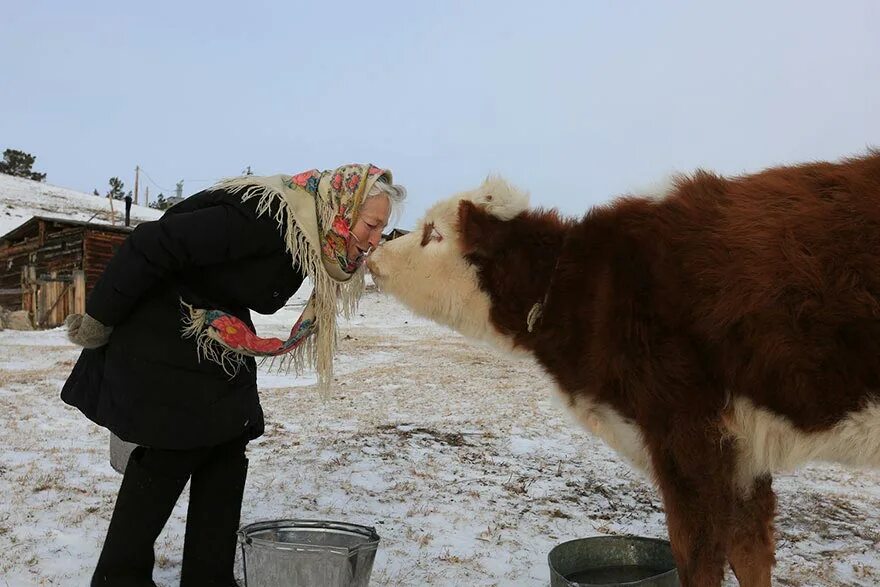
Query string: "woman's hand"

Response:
xmin=65 ymin=313 xmax=114 ymax=348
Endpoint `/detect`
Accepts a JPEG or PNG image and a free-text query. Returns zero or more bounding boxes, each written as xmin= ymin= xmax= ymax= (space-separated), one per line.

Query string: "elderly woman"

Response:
xmin=61 ymin=164 xmax=406 ymax=587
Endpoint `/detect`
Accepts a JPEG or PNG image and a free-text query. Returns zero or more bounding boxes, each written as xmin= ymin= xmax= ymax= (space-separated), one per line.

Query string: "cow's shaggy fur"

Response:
xmin=367 ymin=152 xmax=880 ymax=587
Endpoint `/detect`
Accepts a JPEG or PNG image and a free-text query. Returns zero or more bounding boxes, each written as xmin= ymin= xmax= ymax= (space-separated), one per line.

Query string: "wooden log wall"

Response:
xmin=35 ymin=226 xmax=85 ymax=275
xmin=83 ymin=229 xmax=127 ymax=295
xmin=0 ymin=237 xmax=39 ymax=310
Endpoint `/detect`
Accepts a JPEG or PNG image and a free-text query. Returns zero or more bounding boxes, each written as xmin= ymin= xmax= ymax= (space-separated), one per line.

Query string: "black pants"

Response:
xmin=91 ymin=435 xmax=249 ymax=587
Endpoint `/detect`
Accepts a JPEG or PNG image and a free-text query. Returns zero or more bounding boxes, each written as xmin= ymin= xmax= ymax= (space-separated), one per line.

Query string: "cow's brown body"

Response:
xmin=368 ymin=152 xmax=880 ymax=586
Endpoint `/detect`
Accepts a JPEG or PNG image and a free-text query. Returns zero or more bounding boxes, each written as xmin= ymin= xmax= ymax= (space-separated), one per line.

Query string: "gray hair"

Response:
xmin=367 ymin=180 xmax=407 ymax=227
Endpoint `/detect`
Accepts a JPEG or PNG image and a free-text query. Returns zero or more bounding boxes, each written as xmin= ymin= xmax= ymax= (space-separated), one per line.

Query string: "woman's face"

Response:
xmin=347 ymin=195 xmax=391 ymax=266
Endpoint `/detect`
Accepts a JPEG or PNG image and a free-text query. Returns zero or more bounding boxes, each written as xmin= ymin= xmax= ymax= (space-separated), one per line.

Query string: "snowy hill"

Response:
xmin=0 ymin=173 xmax=163 ymax=236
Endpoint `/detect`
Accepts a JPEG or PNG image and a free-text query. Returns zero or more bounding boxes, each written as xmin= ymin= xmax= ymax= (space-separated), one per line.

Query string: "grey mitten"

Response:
xmin=65 ymin=313 xmax=113 ymax=348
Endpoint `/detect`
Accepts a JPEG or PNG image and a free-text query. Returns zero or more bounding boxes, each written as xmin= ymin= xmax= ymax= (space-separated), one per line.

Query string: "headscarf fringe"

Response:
xmin=181 ymin=301 xmax=245 ymax=378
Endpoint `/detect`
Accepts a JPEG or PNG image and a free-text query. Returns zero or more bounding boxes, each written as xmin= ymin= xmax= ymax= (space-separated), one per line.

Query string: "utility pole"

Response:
xmin=145 ymin=186 xmax=150 ymax=208
xmin=133 ymin=165 xmax=140 ymax=205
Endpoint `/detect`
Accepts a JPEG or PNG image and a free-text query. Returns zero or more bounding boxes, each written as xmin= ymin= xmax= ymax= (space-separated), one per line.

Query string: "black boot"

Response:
xmin=92 ymin=448 xmax=189 ymax=587
xmin=180 ymin=446 xmax=249 ymax=587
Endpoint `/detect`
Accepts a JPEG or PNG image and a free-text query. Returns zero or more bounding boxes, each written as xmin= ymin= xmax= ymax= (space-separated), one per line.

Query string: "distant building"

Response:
xmin=0 ymin=173 xmax=161 ymax=327
xmin=382 ymin=228 xmax=410 ymax=242
xmin=0 ymin=217 xmax=135 ymax=328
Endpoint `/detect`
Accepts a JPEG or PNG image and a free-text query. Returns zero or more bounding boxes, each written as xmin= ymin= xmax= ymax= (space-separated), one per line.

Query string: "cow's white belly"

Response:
xmin=722 ymin=397 xmax=880 ymax=490
xmin=557 ymin=391 xmax=880 ymax=495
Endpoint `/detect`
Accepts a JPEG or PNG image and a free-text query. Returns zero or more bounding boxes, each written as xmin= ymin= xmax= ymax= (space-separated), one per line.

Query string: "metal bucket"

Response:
xmin=238 ymin=519 xmax=381 ymax=587
xmin=109 ymin=432 xmax=137 ymax=474
xmin=549 ymin=536 xmax=679 ymax=586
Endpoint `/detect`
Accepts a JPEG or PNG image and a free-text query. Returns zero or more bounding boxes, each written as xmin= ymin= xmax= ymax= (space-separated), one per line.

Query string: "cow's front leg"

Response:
xmin=644 ymin=417 xmax=736 ymax=587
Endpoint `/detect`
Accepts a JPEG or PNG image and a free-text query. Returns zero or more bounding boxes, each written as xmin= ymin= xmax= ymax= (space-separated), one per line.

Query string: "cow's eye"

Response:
xmin=421 ymin=222 xmax=443 ymax=246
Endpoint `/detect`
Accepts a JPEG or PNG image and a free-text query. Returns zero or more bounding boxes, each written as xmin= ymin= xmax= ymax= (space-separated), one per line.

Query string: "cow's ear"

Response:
xmin=458 ymin=200 xmax=500 ymax=256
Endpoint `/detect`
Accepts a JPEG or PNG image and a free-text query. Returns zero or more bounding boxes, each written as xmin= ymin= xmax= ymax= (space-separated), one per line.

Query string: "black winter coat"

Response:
xmin=61 ymin=189 xmax=306 ymax=449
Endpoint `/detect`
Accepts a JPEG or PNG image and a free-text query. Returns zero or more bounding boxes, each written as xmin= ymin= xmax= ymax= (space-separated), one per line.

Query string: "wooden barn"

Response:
xmin=0 ymin=217 xmax=134 ymax=328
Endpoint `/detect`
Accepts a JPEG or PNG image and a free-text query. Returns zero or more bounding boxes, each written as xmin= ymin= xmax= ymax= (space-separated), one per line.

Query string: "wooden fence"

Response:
xmin=22 ymin=267 xmax=86 ymax=328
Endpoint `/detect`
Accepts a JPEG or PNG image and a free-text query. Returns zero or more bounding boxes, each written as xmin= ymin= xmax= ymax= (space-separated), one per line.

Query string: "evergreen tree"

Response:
xmin=107 ymin=177 xmax=125 ymax=200
xmin=0 ymin=149 xmax=46 ymax=181
xmin=149 ymin=193 xmax=173 ymax=211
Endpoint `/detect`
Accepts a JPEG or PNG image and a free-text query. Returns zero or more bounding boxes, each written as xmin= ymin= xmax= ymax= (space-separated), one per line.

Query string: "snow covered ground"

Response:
xmin=0 ymin=173 xmax=162 ymax=236
xmin=0 ymin=289 xmax=878 ymax=586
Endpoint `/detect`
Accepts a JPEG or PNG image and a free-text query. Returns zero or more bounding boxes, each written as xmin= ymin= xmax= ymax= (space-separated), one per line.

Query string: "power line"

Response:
xmin=137 ymin=167 xmax=174 ymax=193
xmin=138 ymin=167 xmax=216 ymax=193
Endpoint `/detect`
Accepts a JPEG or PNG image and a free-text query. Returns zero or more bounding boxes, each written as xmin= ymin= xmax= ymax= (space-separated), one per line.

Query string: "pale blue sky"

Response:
xmin=2 ymin=0 xmax=878 ymax=227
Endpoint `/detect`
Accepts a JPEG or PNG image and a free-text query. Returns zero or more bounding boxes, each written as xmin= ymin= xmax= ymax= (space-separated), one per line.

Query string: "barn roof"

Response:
xmin=0 ymin=215 xmax=135 ymax=247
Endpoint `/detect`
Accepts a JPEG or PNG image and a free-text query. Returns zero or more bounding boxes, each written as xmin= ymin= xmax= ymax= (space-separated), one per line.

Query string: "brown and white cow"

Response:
xmin=367 ymin=152 xmax=880 ymax=587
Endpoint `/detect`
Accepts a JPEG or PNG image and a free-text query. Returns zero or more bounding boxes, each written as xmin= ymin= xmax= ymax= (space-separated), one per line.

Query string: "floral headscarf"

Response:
xmin=289 ymin=164 xmax=388 ymax=275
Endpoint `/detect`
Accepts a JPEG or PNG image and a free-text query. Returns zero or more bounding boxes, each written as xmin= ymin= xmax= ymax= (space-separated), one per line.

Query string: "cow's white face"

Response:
xmin=367 ymin=177 xmax=529 ymax=350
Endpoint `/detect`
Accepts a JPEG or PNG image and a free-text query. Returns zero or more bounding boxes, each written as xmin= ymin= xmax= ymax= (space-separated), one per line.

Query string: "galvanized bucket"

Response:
xmin=549 ymin=536 xmax=679 ymax=586
xmin=238 ymin=519 xmax=380 ymax=587
xmin=109 ymin=432 xmax=137 ymax=474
